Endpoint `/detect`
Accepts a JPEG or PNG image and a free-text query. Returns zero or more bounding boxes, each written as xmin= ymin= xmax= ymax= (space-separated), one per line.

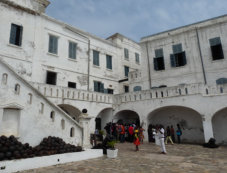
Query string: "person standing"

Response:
xmin=170 ymin=125 xmax=175 ymax=143
xmin=139 ymin=126 xmax=145 ymax=144
xmin=158 ymin=125 xmax=167 ymax=154
xmin=176 ymin=124 xmax=182 ymax=144
xmin=128 ymin=125 xmax=134 ymax=142
xmin=134 ymin=127 xmax=140 ymax=151
xmin=165 ymin=126 xmax=174 ymax=145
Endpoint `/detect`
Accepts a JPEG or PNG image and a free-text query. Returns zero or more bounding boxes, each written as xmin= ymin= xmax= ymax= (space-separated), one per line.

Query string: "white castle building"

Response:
xmin=0 ymin=0 xmax=227 ymax=146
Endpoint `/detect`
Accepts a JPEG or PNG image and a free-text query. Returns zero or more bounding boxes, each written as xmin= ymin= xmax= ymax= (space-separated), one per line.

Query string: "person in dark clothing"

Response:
xmin=104 ymin=123 xmax=111 ymax=135
xmin=165 ymin=126 xmax=174 ymax=144
xmin=170 ymin=125 xmax=175 ymax=143
xmin=176 ymin=124 xmax=182 ymax=144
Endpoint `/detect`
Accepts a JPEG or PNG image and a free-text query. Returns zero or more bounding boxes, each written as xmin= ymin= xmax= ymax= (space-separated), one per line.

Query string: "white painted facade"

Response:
xmin=0 ymin=0 xmax=227 ymax=149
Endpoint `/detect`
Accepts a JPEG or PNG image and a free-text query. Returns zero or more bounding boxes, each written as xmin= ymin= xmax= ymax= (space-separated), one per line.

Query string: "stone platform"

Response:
xmin=20 ymin=142 xmax=227 ymax=173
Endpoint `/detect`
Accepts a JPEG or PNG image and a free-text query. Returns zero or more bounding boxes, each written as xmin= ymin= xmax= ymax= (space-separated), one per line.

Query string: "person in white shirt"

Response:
xmin=158 ymin=125 xmax=167 ymax=154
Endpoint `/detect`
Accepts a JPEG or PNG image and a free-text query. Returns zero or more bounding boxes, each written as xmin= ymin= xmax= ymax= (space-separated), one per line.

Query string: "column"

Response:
xmin=78 ymin=113 xmax=94 ymax=149
xmin=202 ymin=115 xmax=214 ymax=143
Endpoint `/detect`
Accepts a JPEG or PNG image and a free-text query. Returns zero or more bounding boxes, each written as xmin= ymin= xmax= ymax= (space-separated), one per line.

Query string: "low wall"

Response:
xmin=0 ymin=149 xmax=103 ymax=173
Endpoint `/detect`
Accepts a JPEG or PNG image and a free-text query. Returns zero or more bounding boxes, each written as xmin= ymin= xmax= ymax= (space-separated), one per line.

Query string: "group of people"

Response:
xmin=104 ymin=123 xmax=145 ymax=143
xmin=104 ymin=122 xmax=145 ymax=151
xmin=103 ymin=122 xmax=183 ymax=154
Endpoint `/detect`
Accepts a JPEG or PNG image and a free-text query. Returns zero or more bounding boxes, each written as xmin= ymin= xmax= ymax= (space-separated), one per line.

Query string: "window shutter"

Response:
xmin=49 ymin=36 xmax=53 ymax=53
xmin=54 ymin=37 xmax=58 ymax=54
xmin=219 ymin=45 xmax=224 ymax=59
xmin=19 ymin=26 xmax=23 ymax=46
xmin=94 ymin=81 xmax=98 ymax=92
xmin=97 ymin=53 xmax=99 ymax=66
xmin=173 ymin=44 xmax=182 ymax=54
xmin=170 ymin=54 xmax=176 ymax=67
xmin=69 ymin=42 xmax=72 ymax=58
xmin=104 ymin=89 xmax=108 ymax=93
xmin=155 ymin=49 xmax=163 ymax=58
xmin=209 ymin=37 xmax=221 ymax=46
xmin=106 ymin=55 xmax=112 ymax=69
xmin=73 ymin=44 xmax=77 ymax=59
xmin=10 ymin=24 xmax=17 ymax=44
xmin=153 ymin=58 xmax=158 ymax=70
xmin=182 ymin=51 xmax=187 ymax=66
xmin=100 ymin=83 xmax=104 ymax=93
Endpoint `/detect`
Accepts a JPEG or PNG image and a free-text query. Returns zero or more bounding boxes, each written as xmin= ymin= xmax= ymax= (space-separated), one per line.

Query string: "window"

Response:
xmin=106 ymin=55 xmax=112 ymax=69
xmin=209 ymin=37 xmax=224 ymax=60
xmin=69 ymin=41 xmax=77 ymax=59
xmin=124 ymin=48 xmax=129 ymax=60
xmin=154 ymin=49 xmax=165 ymax=71
xmin=216 ymin=78 xmax=227 ymax=85
xmin=107 ymin=89 xmax=114 ymax=94
xmin=46 ymin=71 xmax=57 ymax=85
xmin=9 ymin=24 xmax=23 ymax=46
xmin=70 ymin=127 xmax=75 ymax=137
xmin=124 ymin=66 xmax=129 ymax=77
xmin=124 ymin=86 xmax=129 ymax=93
xmin=48 ymin=35 xmax=58 ymax=54
xmin=2 ymin=73 xmax=8 ymax=85
xmin=61 ymin=119 xmax=65 ymax=130
xmin=68 ymin=82 xmax=76 ymax=88
xmin=50 ymin=111 xmax=55 ymax=122
xmin=15 ymin=84 xmax=20 ymax=95
xmin=170 ymin=44 xmax=187 ymax=67
xmin=93 ymin=50 xmax=99 ymax=66
xmin=40 ymin=103 xmax=44 ymax=114
xmin=133 ymin=86 xmax=142 ymax=92
xmin=135 ymin=53 xmax=140 ymax=64
xmin=94 ymin=81 xmax=104 ymax=93
xmin=28 ymin=93 xmax=32 ymax=104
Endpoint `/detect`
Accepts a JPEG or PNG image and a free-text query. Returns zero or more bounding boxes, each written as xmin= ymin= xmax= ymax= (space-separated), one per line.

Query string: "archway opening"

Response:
xmin=96 ymin=108 xmax=113 ymax=131
xmin=148 ymin=106 xmax=204 ymax=144
xmin=114 ymin=110 xmax=140 ymax=126
xmin=212 ymin=107 xmax=227 ymax=145
xmin=58 ymin=104 xmax=81 ymax=122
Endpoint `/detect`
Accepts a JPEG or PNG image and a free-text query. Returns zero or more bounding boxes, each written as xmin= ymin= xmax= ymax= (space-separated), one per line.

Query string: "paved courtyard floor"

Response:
xmin=21 ymin=142 xmax=227 ymax=173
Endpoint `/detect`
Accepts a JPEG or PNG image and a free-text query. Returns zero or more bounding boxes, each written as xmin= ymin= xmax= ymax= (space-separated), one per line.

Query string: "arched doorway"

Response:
xmin=212 ymin=107 xmax=227 ymax=145
xmin=114 ymin=110 xmax=140 ymax=126
xmin=96 ymin=108 xmax=113 ymax=131
xmin=58 ymin=104 xmax=81 ymax=122
xmin=148 ymin=106 xmax=204 ymax=144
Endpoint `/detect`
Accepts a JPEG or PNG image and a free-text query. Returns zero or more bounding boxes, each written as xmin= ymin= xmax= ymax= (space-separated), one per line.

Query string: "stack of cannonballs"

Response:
xmin=0 ymin=135 xmax=82 ymax=161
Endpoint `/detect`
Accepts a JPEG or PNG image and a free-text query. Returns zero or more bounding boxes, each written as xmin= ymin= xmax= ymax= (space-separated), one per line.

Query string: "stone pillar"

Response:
xmin=202 ymin=115 xmax=214 ymax=142
xmin=78 ymin=113 xmax=94 ymax=149
xmin=140 ymin=118 xmax=148 ymax=142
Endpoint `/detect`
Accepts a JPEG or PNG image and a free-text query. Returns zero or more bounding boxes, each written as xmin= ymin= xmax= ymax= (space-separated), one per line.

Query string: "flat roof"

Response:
xmin=141 ymin=14 xmax=227 ymax=42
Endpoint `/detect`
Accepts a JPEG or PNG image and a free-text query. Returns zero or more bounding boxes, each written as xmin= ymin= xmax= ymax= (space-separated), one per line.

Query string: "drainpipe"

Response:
xmin=196 ymin=28 xmax=207 ymax=84
xmin=87 ymin=40 xmax=91 ymax=91
xmin=146 ymin=42 xmax=152 ymax=89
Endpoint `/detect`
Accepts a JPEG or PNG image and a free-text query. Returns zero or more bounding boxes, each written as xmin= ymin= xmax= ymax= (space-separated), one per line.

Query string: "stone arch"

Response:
xmin=58 ymin=104 xmax=81 ymax=122
xmin=212 ymin=107 xmax=227 ymax=145
xmin=96 ymin=108 xmax=113 ymax=131
xmin=147 ymin=106 xmax=204 ymax=144
xmin=114 ymin=110 xmax=140 ymax=126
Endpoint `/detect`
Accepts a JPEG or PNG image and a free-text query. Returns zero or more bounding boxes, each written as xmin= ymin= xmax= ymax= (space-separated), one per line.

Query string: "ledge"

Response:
xmin=7 ymin=44 xmax=22 ymax=50
xmin=47 ymin=52 xmax=59 ymax=57
xmin=0 ymin=149 xmax=103 ymax=173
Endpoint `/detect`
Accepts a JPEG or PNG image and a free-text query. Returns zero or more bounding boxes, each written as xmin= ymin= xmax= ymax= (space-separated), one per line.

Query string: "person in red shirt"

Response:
xmin=128 ymin=125 xmax=134 ymax=142
xmin=119 ymin=124 xmax=125 ymax=143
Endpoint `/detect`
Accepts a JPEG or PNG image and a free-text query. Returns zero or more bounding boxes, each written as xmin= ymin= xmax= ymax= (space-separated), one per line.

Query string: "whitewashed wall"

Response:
xmin=0 ymin=59 xmax=83 ymax=146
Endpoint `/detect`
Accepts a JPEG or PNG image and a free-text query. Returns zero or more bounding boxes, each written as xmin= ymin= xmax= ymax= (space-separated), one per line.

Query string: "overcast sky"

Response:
xmin=46 ymin=0 xmax=227 ymax=42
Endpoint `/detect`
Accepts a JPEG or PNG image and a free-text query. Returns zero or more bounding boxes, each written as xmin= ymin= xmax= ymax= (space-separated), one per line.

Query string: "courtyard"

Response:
xmin=20 ymin=142 xmax=227 ymax=173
